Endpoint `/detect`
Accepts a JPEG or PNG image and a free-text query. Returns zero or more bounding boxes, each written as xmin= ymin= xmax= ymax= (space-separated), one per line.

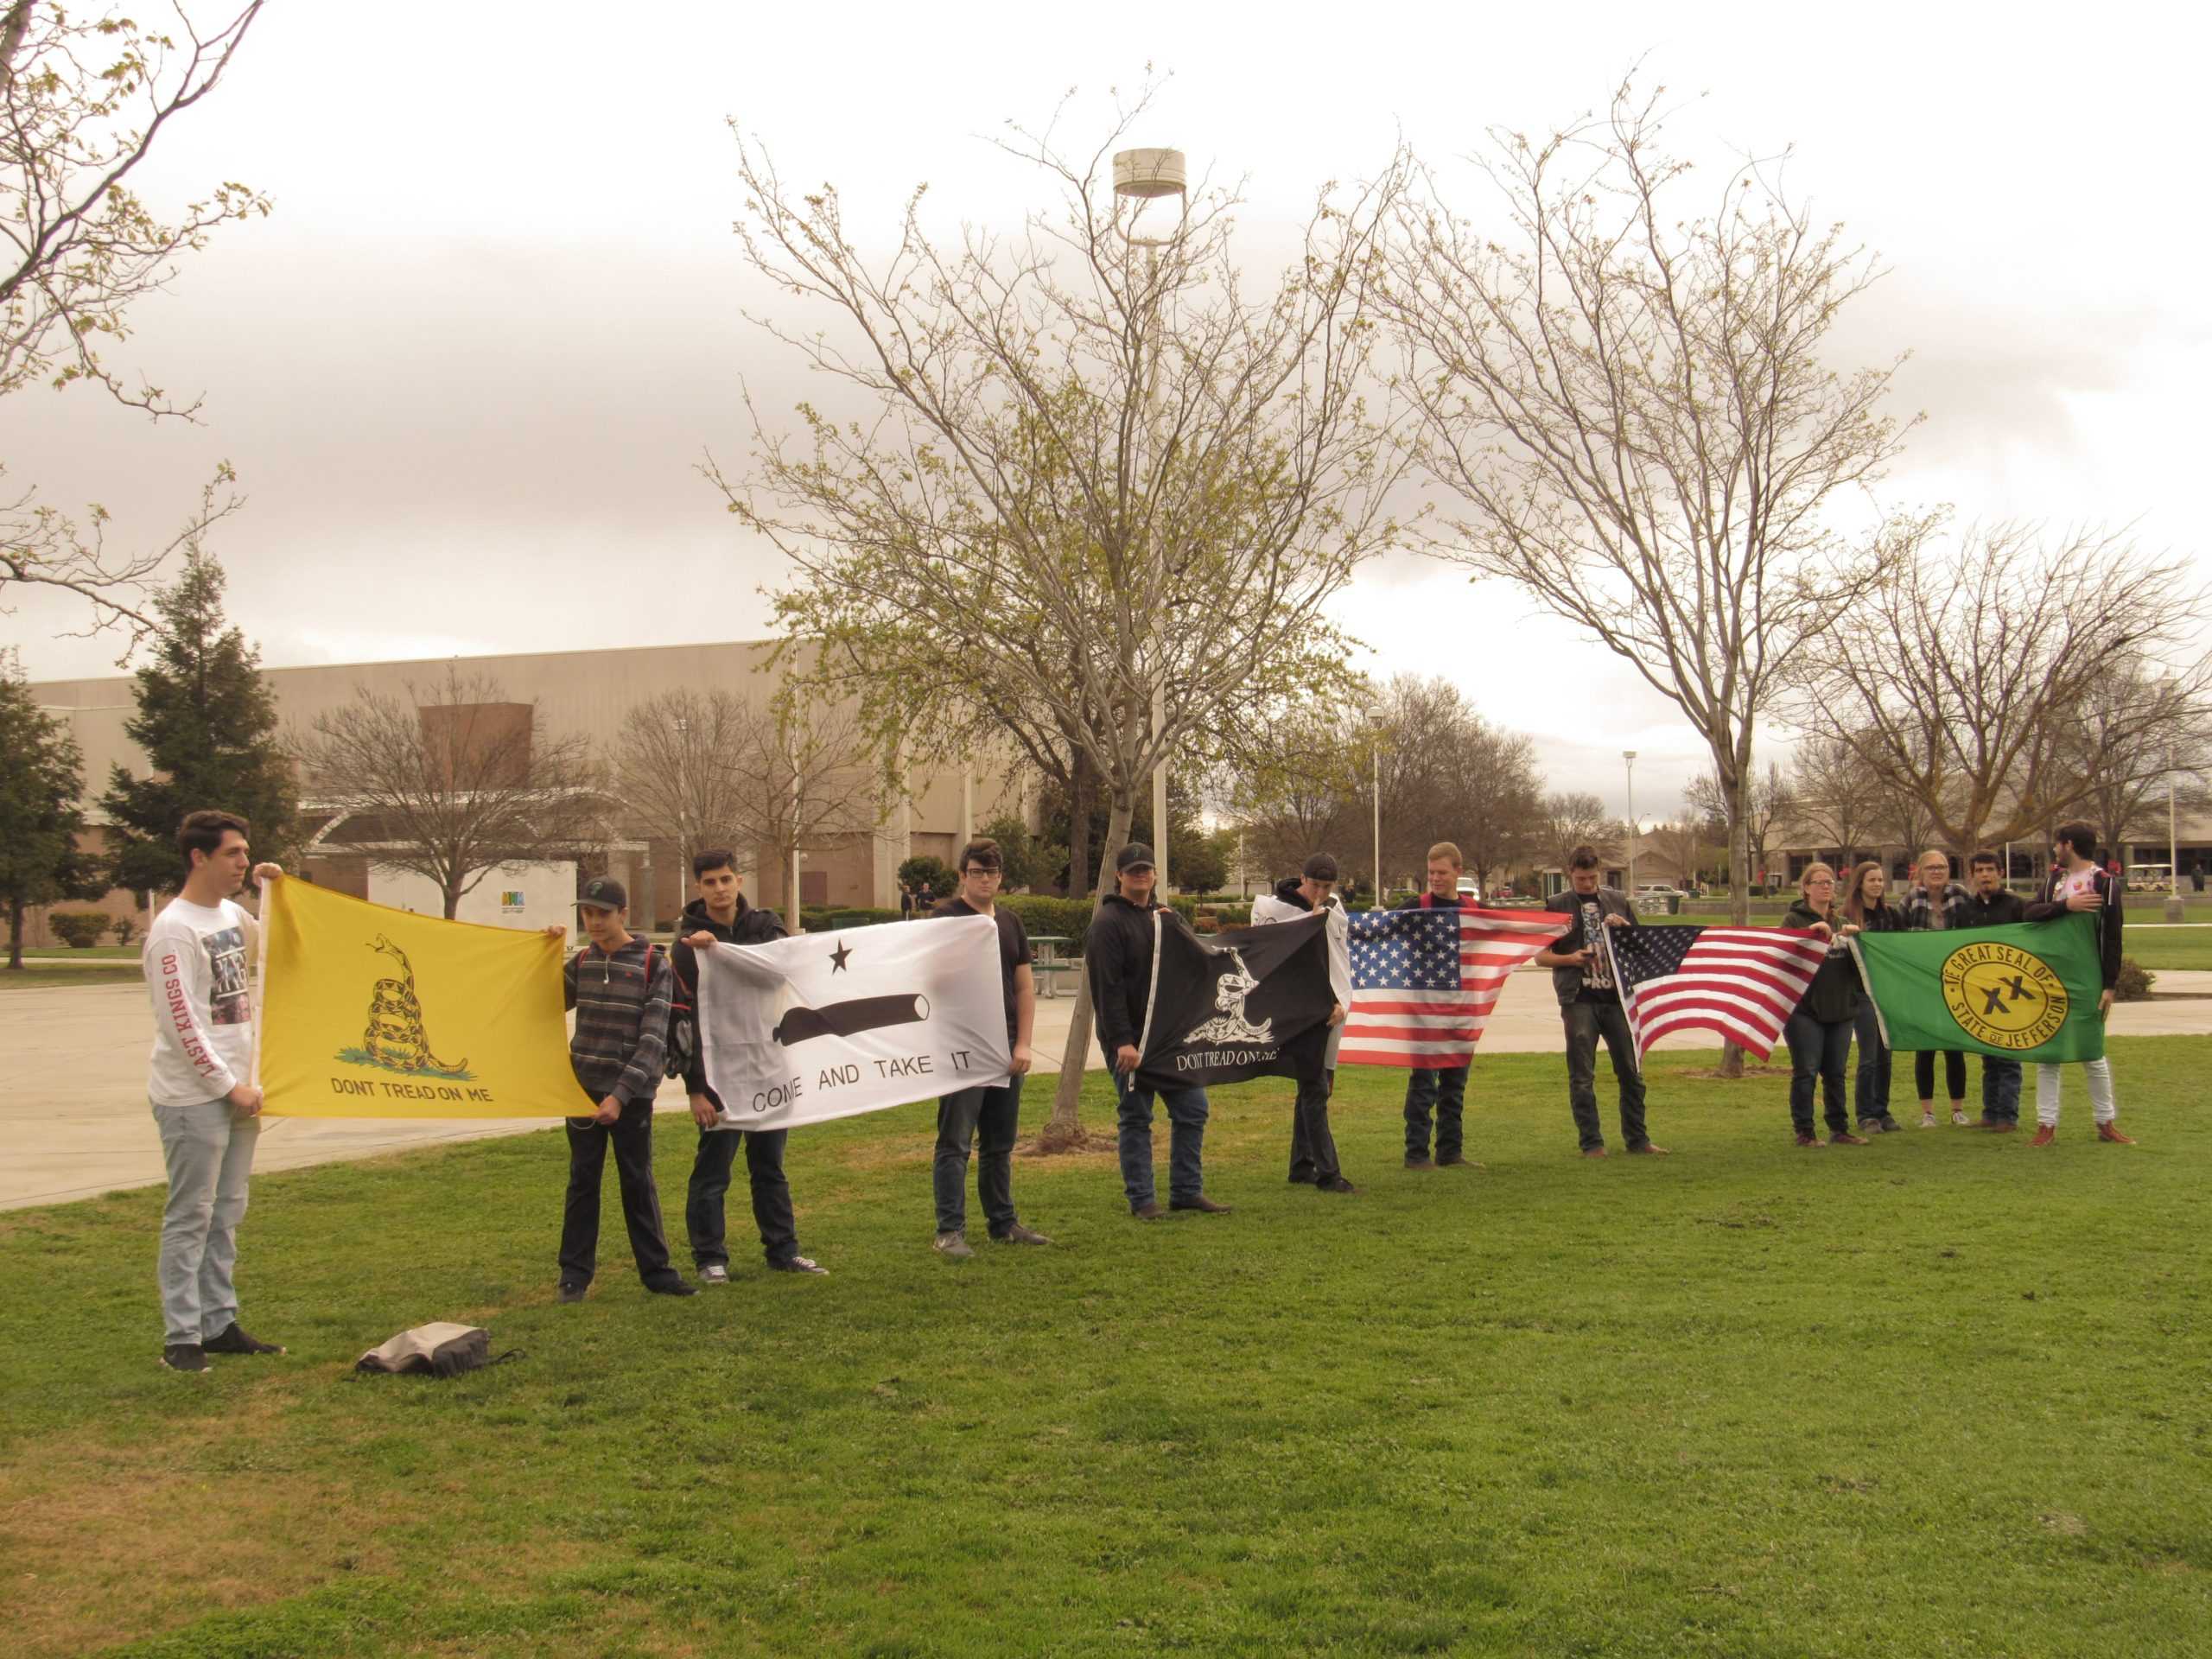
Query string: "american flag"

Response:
xmin=1340 ymin=906 xmax=1569 ymax=1067
xmin=1604 ymin=924 xmax=1830 ymax=1066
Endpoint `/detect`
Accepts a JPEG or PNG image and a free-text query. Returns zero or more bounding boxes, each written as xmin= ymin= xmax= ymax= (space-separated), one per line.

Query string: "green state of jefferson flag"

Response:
xmin=1850 ymin=915 xmax=2106 ymax=1064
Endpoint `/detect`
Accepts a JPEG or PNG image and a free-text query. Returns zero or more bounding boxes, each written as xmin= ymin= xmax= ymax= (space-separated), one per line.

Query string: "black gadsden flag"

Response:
xmin=1134 ymin=911 xmax=1336 ymax=1091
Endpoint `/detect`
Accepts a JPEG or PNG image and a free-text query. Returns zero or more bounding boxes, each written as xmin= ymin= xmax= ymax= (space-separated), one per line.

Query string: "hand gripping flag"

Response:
xmin=1130 ymin=911 xmax=1336 ymax=1091
xmin=1340 ymin=906 xmax=1569 ymax=1067
xmin=1851 ymin=914 xmax=2107 ymax=1063
xmin=254 ymin=875 xmax=593 ymax=1117
xmin=1605 ymin=923 xmax=1829 ymax=1067
xmin=696 ymin=913 xmax=1011 ymax=1129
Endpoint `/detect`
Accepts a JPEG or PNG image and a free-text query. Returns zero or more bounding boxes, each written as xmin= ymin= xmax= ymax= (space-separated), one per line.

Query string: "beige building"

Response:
xmin=27 ymin=640 xmax=1026 ymax=944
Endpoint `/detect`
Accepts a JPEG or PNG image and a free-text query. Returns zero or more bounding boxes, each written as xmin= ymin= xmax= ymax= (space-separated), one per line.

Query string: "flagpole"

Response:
xmin=1371 ymin=745 xmax=1382 ymax=899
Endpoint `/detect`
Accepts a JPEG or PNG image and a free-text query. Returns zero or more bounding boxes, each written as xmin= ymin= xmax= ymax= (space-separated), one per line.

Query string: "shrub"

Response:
xmin=48 ymin=911 xmax=112 ymax=948
xmin=111 ymin=917 xmax=139 ymax=947
xmin=2114 ymin=957 xmax=2156 ymax=1001
xmin=898 ymin=855 xmax=955 ymax=904
xmin=1001 ymin=894 xmax=1096 ymax=942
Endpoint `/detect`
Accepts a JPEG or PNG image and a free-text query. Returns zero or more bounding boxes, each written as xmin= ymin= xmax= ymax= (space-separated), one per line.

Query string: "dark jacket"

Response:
xmin=670 ymin=894 xmax=787 ymax=1096
xmin=1846 ymin=897 xmax=1904 ymax=934
xmin=1958 ymin=888 xmax=2026 ymax=930
xmin=1086 ymin=890 xmax=1179 ymax=1058
xmin=2026 ymin=866 xmax=2124 ymax=989
xmin=1783 ymin=899 xmax=1859 ymax=1024
xmin=1904 ymin=881 xmax=1972 ymax=931
xmin=1541 ymin=886 xmax=1637 ymax=1005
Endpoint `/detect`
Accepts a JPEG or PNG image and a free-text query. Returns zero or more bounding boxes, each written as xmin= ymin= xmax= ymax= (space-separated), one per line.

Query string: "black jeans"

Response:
xmin=1403 ymin=1066 xmax=1468 ymax=1159
xmin=934 ymin=1076 xmax=1023 ymax=1236
xmin=1980 ymin=1058 xmax=2023 ymax=1124
xmin=1563 ymin=996 xmax=1649 ymax=1151
xmin=560 ymin=1099 xmax=677 ymax=1287
xmin=1853 ymin=1002 xmax=1896 ymax=1126
xmin=1913 ymin=1049 xmax=1967 ymax=1103
xmin=685 ymin=1126 xmax=798 ymax=1268
xmin=1784 ymin=1012 xmax=1853 ymax=1138
xmin=1288 ymin=1070 xmax=1344 ymax=1183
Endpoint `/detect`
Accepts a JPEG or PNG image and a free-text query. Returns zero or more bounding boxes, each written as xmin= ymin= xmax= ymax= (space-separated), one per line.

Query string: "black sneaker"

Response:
xmin=161 ymin=1343 xmax=207 ymax=1374
xmin=557 ymin=1281 xmax=588 ymax=1304
xmin=646 ymin=1278 xmax=699 ymax=1297
xmin=1436 ymin=1151 xmax=1471 ymax=1167
xmin=1404 ymin=1154 xmax=1434 ymax=1171
xmin=1314 ymin=1175 xmax=1358 ymax=1194
xmin=1287 ymin=1170 xmax=1318 ymax=1185
xmin=202 ymin=1322 xmax=285 ymax=1357
xmin=769 ymin=1255 xmax=829 ymax=1275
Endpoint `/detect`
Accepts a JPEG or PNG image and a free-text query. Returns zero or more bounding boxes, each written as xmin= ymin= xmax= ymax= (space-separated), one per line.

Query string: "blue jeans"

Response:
xmin=934 ymin=1076 xmax=1023 ymax=1236
xmin=1403 ymin=1066 xmax=1468 ymax=1159
xmin=1116 ymin=1077 xmax=1209 ymax=1209
xmin=1852 ymin=1002 xmax=1895 ymax=1125
xmin=685 ymin=1127 xmax=798 ymax=1268
xmin=1784 ymin=1012 xmax=1853 ymax=1138
xmin=152 ymin=1094 xmax=260 ymax=1346
xmin=1981 ymin=1058 xmax=2023 ymax=1124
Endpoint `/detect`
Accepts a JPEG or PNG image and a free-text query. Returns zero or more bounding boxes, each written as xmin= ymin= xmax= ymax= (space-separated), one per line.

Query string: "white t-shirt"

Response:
xmin=143 ymin=897 xmax=257 ymax=1106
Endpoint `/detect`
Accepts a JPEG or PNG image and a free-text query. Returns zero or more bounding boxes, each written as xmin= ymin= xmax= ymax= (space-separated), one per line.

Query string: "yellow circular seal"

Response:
xmin=1940 ymin=940 xmax=2069 ymax=1051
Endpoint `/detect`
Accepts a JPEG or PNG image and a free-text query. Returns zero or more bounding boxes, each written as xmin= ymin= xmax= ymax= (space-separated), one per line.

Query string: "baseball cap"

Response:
xmin=1115 ymin=842 xmax=1155 ymax=874
xmin=578 ymin=876 xmax=627 ymax=912
xmin=1302 ymin=853 xmax=1339 ymax=882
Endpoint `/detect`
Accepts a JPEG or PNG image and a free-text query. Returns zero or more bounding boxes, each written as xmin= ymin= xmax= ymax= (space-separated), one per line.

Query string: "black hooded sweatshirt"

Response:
xmin=670 ymin=893 xmax=787 ymax=1096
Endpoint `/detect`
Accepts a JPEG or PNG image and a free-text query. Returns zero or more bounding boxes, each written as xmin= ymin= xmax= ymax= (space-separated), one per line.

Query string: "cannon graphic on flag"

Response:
xmin=772 ymin=993 xmax=931 ymax=1047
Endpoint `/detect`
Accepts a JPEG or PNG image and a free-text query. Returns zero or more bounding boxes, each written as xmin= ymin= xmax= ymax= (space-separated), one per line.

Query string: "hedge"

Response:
xmin=47 ymin=911 xmax=112 ymax=948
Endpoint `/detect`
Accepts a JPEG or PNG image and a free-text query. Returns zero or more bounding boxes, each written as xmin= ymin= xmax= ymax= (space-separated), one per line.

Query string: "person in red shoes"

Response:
xmin=2024 ymin=822 xmax=2136 ymax=1147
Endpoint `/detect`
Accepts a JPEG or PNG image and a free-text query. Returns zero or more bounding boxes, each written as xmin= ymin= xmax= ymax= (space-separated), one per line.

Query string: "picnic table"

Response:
xmin=1030 ymin=935 xmax=1078 ymax=999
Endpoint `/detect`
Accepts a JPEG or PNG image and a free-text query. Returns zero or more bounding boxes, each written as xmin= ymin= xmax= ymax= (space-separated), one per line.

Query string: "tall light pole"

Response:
xmin=673 ymin=713 xmax=690 ymax=912
xmin=1372 ymin=743 xmax=1382 ymax=901
xmin=1112 ymin=145 xmax=1185 ymax=892
xmin=1624 ymin=750 xmax=1638 ymax=894
xmin=2168 ymin=746 xmax=2185 ymax=923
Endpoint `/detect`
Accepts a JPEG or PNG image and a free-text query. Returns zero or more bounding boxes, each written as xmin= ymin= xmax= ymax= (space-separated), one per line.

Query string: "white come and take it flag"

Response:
xmin=696 ymin=913 xmax=1011 ymax=1130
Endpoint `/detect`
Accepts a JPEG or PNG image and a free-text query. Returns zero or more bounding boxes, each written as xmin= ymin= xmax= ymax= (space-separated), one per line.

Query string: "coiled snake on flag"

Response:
xmin=363 ymin=933 xmax=467 ymax=1075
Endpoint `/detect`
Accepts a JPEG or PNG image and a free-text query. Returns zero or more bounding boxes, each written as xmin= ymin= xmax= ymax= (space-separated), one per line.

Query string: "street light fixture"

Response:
xmin=1624 ymin=750 xmax=1637 ymax=895
xmin=1112 ymin=146 xmax=1187 ymax=892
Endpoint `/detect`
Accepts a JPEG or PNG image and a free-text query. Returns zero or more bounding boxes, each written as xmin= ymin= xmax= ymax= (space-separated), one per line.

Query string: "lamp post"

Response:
xmin=2168 ymin=746 xmax=2185 ymax=923
xmin=673 ymin=714 xmax=690 ymax=913
xmin=1112 ymin=145 xmax=1186 ymax=893
xmin=1623 ymin=750 xmax=1637 ymax=894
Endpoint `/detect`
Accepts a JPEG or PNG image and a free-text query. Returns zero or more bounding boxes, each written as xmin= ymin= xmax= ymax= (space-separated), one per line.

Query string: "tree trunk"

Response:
xmin=1037 ymin=791 xmax=1134 ymax=1153
xmin=1718 ymin=766 xmax=1752 ymax=1080
xmin=1066 ymin=744 xmax=1093 ymax=899
xmin=443 ymin=880 xmax=463 ymax=921
xmin=6 ymin=899 xmax=23 ymax=970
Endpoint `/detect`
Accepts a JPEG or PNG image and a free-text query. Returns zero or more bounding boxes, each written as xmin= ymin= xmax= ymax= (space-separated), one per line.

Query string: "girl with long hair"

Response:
xmin=1782 ymin=863 xmax=1868 ymax=1147
xmin=1841 ymin=861 xmax=1905 ymax=1133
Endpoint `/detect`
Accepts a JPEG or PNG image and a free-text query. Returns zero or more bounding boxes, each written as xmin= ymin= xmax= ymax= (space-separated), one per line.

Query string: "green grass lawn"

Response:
xmin=14 ymin=944 xmax=143 ymax=959
xmin=3 ymin=1048 xmax=2207 ymax=1657
xmin=0 ymin=963 xmax=148 ymax=989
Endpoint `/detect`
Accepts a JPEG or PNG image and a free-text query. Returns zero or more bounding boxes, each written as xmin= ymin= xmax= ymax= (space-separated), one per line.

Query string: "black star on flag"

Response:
xmin=829 ymin=941 xmax=853 ymax=973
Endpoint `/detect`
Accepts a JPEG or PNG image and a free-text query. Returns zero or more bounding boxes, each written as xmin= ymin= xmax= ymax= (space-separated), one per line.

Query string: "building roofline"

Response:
xmin=29 ymin=635 xmax=788 ymax=692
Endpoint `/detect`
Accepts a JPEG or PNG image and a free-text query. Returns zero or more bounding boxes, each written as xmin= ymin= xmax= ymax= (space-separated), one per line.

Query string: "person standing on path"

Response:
xmin=1956 ymin=850 xmax=2028 ymax=1131
xmin=145 ymin=810 xmax=289 ymax=1375
xmin=1533 ymin=845 xmax=1663 ymax=1158
xmin=1842 ymin=861 xmax=1907 ymax=1134
xmin=928 ymin=837 xmax=1051 ymax=1257
xmin=1249 ymin=852 xmax=1356 ymax=1193
xmin=557 ymin=877 xmax=696 ymax=1301
xmin=1087 ymin=843 xmax=1230 ymax=1220
xmin=1782 ymin=864 xmax=1869 ymax=1149
xmin=671 ymin=850 xmax=826 ymax=1281
xmin=1395 ymin=842 xmax=1482 ymax=1170
xmin=2024 ymin=823 xmax=2136 ymax=1146
xmin=1904 ymin=849 xmax=1974 ymax=1127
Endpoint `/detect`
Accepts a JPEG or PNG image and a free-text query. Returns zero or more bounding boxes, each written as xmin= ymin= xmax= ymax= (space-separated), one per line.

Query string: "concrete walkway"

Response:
xmin=10 ymin=969 xmax=2212 ymax=1211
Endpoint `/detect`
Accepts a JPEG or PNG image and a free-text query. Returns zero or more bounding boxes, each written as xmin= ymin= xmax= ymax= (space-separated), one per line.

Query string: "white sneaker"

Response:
xmin=1920 ymin=1110 xmax=1937 ymax=1128
xmin=1950 ymin=1108 xmax=1969 ymax=1127
xmin=698 ymin=1264 xmax=730 ymax=1286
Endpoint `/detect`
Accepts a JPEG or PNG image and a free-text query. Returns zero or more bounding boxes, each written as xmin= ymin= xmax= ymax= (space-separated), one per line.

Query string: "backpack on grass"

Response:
xmin=355 ymin=1322 xmax=512 ymax=1377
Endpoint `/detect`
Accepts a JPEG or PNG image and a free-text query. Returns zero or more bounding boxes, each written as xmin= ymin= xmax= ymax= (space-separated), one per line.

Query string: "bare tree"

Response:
xmin=1786 ymin=524 xmax=2211 ymax=853
xmin=1688 ymin=761 xmax=1790 ymax=885
xmin=717 ymin=92 xmax=1407 ymax=1145
xmin=296 ymin=666 xmax=601 ymax=919
xmin=2056 ymin=652 xmax=2212 ymax=858
xmin=1382 ymin=79 xmax=1911 ymax=982
xmin=1218 ymin=690 xmax=1370 ymax=885
xmin=1 ymin=3 xmax=266 ymax=645
xmin=1537 ymin=791 xmax=1621 ymax=875
xmin=1789 ymin=732 xmax=1886 ymax=863
xmin=1448 ymin=719 xmax=1543 ymax=900
xmin=719 ymin=697 xmax=887 ymax=934
xmin=1645 ymin=820 xmax=1713 ymax=889
xmin=613 ymin=689 xmax=761 ymax=884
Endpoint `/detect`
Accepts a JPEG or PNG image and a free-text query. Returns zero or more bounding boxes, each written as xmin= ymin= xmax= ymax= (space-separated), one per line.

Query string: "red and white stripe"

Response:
xmin=1339 ymin=909 xmax=1569 ymax=1068
xmin=1614 ymin=926 xmax=1830 ymax=1062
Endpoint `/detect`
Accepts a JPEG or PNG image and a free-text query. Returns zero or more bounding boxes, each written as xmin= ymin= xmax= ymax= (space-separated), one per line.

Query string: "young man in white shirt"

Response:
xmin=143 ymin=810 xmax=286 ymax=1374
xmin=2023 ymin=821 xmax=2136 ymax=1146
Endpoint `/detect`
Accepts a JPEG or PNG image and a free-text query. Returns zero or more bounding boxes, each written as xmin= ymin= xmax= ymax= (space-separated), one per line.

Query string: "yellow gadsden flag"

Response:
xmin=255 ymin=876 xmax=593 ymax=1119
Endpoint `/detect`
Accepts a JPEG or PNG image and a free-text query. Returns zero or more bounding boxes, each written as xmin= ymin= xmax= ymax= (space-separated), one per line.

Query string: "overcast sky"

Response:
xmin=9 ymin=1 xmax=2208 ymax=823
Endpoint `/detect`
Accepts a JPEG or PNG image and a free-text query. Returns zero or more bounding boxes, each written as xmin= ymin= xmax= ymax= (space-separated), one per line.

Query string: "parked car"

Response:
xmin=1455 ymin=878 xmax=1483 ymax=903
xmin=2125 ymin=863 xmax=2173 ymax=893
xmin=1635 ymin=882 xmax=1687 ymax=901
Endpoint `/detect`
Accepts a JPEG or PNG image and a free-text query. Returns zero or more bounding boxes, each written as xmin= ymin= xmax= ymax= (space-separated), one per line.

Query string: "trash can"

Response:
xmin=1667 ymin=893 xmax=1682 ymax=915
